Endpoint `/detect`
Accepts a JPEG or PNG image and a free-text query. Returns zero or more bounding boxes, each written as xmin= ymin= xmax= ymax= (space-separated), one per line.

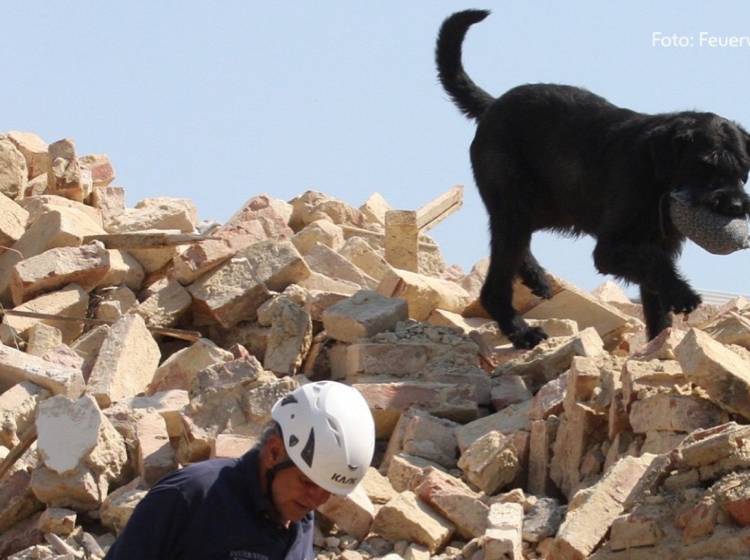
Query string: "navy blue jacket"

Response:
xmin=105 ymin=448 xmax=314 ymax=560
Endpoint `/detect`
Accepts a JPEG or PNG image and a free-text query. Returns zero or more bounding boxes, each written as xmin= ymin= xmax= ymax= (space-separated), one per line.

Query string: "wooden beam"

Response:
xmin=340 ymin=225 xmax=438 ymax=250
xmin=82 ymin=232 xmax=222 ymax=250
xmin=0 ymin=424 xmax=36 ymax=480
xmin=0 ymin=309 xmax=203 ymax=342
xmin=415 ymin=185 xmax=464 ymax=232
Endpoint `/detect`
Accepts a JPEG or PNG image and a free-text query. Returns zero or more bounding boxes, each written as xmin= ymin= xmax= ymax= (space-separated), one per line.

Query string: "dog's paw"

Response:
xmin=665 ymin=286 xmax=702 ymax=315
xmin=531 ymin=284 xmax=553 ymax=299
xmin=509 ymin=326 xmax=549 ymax=350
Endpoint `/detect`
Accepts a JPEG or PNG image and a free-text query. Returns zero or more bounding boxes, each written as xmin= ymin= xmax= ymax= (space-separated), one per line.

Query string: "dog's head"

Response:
xmin=649 ymin=113 xmax=750 ymax=217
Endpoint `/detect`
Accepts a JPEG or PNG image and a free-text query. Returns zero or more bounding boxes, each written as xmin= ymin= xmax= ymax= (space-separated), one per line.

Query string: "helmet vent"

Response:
xmin=300 ymin=428 xmax=315 ymax=468
xmin=280 ymin=394 xmax=298 ymax=406
xmin=288 ymin=434 xmax=299 ymax=448
xmin=326 ymin=417 xmax=342 ymax=447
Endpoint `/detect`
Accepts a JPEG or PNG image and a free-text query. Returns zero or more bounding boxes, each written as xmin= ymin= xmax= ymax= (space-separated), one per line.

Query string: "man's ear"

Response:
xmin=267 ymin=434 xmax=286 ymax=464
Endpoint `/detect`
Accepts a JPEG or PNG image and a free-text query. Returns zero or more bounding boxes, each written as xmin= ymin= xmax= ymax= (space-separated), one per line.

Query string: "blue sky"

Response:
xmin=5 ymin=1 xmax=749 ymax=296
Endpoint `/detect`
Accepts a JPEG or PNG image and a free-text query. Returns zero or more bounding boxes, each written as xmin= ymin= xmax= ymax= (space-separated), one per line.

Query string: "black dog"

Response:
xmin=437 ymin=10 xmax=750 ymax=349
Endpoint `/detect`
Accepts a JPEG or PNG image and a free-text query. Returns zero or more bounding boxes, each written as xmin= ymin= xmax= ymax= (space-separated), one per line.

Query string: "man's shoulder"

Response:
xmin=153 ymin=457 xmax=239 ymax=498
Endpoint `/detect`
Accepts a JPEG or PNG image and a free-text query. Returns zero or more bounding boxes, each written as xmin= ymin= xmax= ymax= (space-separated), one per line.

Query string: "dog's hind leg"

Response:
xmin=481 ymin=217 xmax=549 ymax=349
xmin=639 ymin=285 xmax=672 ymax=339
xmin=519 ymin=250 xmax=552 ymax=299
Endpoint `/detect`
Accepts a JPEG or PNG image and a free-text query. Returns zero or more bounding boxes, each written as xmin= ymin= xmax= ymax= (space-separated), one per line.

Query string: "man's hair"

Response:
xmin=257 ymin=420 xmax=283 ymax=450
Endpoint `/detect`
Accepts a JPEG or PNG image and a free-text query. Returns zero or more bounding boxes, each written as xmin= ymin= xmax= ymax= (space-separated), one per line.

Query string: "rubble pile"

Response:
xmin=1 ymin=131 xmax=750 ymax=559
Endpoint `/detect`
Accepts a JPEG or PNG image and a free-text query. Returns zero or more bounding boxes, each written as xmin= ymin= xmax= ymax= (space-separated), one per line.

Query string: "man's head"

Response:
xmin=259 ymin=423 xmax=331 ymax=524
xmin=260 ymin=381 xmax=375 ymax=524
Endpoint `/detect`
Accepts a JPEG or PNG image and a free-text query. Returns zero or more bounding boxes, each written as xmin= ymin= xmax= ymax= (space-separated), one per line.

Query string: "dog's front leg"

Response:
xmin=592 ymin=237 xmax=701 ymax=338
xmin=482 ymin=223 xmax=548 ymax=349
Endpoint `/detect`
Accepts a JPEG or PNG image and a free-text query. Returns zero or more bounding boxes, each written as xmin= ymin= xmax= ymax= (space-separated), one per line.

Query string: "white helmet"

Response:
xmin=271 ymin=381 xmax=375 ymax=495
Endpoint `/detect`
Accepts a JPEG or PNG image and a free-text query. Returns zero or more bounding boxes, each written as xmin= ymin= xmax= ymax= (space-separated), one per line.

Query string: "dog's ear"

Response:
xmin=741 ymin=126 xmax=750 ymax=153
xmin=648 ymin=122 xmax=695 ymax=181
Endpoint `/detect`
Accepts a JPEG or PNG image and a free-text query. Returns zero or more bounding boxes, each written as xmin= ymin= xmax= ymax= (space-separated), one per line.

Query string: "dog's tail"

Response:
xmin=436 ymin=10 xmax=495 ymax=121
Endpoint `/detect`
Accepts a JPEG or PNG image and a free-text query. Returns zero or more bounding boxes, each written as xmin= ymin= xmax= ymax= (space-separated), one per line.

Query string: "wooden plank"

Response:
xmin=415 ymin=185 xmax=464 ymax=232
xmin=82 ymin=232 xmax=221 ymax=249
xmin=340 ymin=225 xmax=438 ymax=250
xmin=0 ymin=424 xmax=36 ymax=480
xmin=0 ymin=309 xmax=202 ymax=342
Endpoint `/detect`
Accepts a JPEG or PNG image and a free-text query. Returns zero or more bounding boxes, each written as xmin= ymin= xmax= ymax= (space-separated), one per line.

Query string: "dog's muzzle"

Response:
xmin=670 ymin=189 xmax=750 ymax=255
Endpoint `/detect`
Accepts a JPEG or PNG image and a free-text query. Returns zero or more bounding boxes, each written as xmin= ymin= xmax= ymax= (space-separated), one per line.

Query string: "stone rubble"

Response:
xmin=1 ymin=132 xmax=750 ymax=558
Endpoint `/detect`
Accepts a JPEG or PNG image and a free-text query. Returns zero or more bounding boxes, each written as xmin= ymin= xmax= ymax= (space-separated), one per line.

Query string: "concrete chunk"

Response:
xmin=107 ymin=197 xmax=196 ymax=233
xmin=493 ymin=327 xmax=604 ymax=390
xmin=620 ymin=359 xmax=685 ymax=405
xmin=527 ymin=417 xmax=558 ymax=497
xmin=26 ymin=324 xmax=63 ymax=357
xmin=402 ymin=412 xmax=459 ymax=469
xmin=211 ymin=433 xmax=254 ymax=459
xmin=491 ymin=375 xmax=532 ymax=411
xmin=339 ymin=236 xmax=392 ymax=282
xmin=0 ymin=209 xmax=104 ymax=304
xmin=10 ymin=242 xmax=110 ymax=305
xmin=47 ymin=139 xmax=92 ymax=202
xmin=629 ymin=393 xmax=724 ymax=434
xmin=79 ymin=153 xmax=115 ymax=187
xmin=0 ymin=135 xmax=28 ymax=200
xmin=99 ymin=477 xmax=147 ymax=534
xmin=19 ymin=195 xmax=103 ymax=228
xmin=354 ymin=379 xmax=478 ymax=437
xmin=524 ymin=283 xmax=633 ymax=341
xmin=371 ymin=491 xmax=454 ymax=553
xmin=377 ymin=267 xmax=471 ymax=321
xmin=37 ymin=507 xmax=76 ymax=536
xmin=551 ymin=454 xmax=656 ymax=560
xmin=359 ymin=192 xmax=392 ymax=226
xmin=317 ymin=484 xmax=374 ymax=540
xmin=0 ymin=194 xmax=29 ymax=247
xmin=33 ymin=394 xmax=126 ymax=510
xmin=0 ymin=381 xmax=50 ymax=447
xmin=149 ymin=338 xmax=233 ymax=393
xmin=415 ymin=467 xmax=489 ymax=539
xmin=550 ymin=402 xmax=606 ymax=499
xmin=119 ymin=390 xmax=189 ymax=438
xmin=173 ymin=239 xmax=235 ymax=285
xmin=483 ymin=502 xmax=524 ymax=560
xmin=189 ymin=240 xmax=310 ymax=328
xmin=134 ymin=278 xmax=191 ymax=328
xmin=387 ymin=453 xmax=445 ymax=493
xmin=215 ymin=194 xmax=293 ymax=250
xmin=7 ymin=131 xmax=48 ymax=179
xmin=458 ymin=430 xmax=521 ymax=495
xmin=2 ymin=284 xmax=89 ymax=343
xmin=675 ymin=328 xmax=750 ymax=419
xmin=99 ymin=250 xmax=144 ymax=290
xmin=91 ymin=185 xmax=126 ymax=225
xmin=523 ymin=497 xmax=563 ymax=543
xmin=87 ymin=314 xmax=161 ymax=408
xmin=135 ymin=411 xmax=177 ymax=486
xmin=455 ymin=400 xmax=530 ymax=452
xmin=36 ymin=394 xmax=125 ymax=475
xmin=361 ymin=467 xmax=398 ymax=505
xmin=291 ymin=219 xmax=344 ymax=254
xmin=0 ymin=345 xmax=84 ymax=397
xmin=262 ymin=296 xmax=312 ymax=376
xmin=305 ymin=242 xmax=377 ymax=288
xmin=323 ymin=290 xmax=408 ymax=343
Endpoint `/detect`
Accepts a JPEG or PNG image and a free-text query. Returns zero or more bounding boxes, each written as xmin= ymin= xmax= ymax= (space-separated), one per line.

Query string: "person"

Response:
xmin=105 ymin=381 xmax=375 ymax=560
